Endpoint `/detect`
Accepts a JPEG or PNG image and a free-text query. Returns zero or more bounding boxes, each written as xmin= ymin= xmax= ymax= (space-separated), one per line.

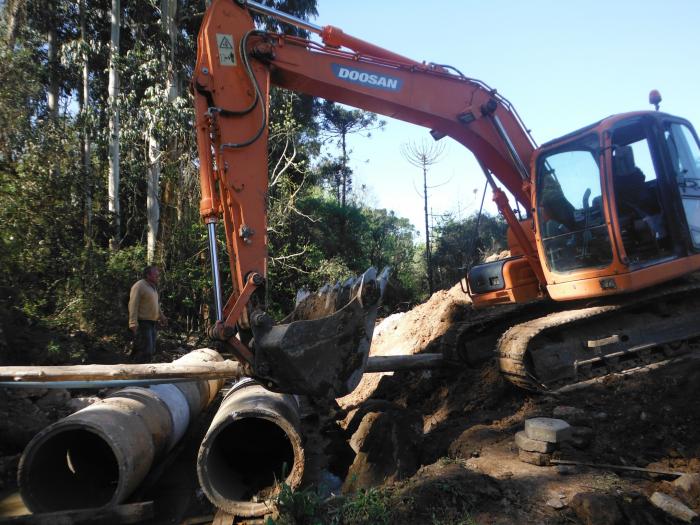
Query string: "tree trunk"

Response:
xmin=80 ymin=0 xmax=92 ymax=243
xmin=340 ymin=133 xmax=347 ymax=208
xmin=108 ymin=0 xmax=121 ymax=251
xmin=4 ymin=0 xmax=26 ymax=49
xmin=423 ymin=166 xmax=433 ymax=293
xmin=46 ymin=10 xmax=58 ymax=119
xmin=147 ymin=129 xmax=160 ymax=263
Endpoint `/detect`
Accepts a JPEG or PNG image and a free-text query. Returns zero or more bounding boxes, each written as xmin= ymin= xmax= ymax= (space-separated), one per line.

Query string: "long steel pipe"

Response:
xmin=197 ymin=378 xmax=304 ymax=517
xmin=18 ymin=349 xmax=225 ymax=513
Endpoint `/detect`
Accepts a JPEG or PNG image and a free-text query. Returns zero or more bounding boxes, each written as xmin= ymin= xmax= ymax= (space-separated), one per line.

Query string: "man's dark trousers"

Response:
xmin=133 ymin=320 xmax=157 ymax=363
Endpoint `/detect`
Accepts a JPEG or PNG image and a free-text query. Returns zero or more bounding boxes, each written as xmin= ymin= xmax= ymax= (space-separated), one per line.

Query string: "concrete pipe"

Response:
xmin=18 ymin=348 xmax=224 ymax=512
xmin=197 ymin=378 xmax=304 ymax=517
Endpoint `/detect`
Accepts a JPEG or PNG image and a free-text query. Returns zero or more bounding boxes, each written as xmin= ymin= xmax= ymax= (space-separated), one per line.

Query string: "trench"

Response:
xmin=21 ymin=429 xmax=119 ymax=511
xmin=204 ymin=418 xmax=295 ymax=501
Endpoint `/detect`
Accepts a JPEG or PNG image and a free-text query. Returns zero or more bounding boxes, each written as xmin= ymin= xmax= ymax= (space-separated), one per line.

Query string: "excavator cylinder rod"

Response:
xmin=246 ymin=0 xmax=322 ymax=34
xmin=207 ymin=221 xmax=224 ymax=321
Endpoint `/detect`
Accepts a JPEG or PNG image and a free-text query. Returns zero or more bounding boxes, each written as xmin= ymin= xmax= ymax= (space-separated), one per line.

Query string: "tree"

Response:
xmin=319 ymin=100 xmax=383 ymax=208
xmin=401 ymin=139 xmax=446 ymax=294
xmin=431 ymin=212 xmax=508 ymax=290
xmin=107 ymin=0 xmax=120 ymax=251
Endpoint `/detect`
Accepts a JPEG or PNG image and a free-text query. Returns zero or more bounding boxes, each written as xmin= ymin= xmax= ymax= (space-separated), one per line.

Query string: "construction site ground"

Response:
xmin=1 ymin=283 xmax=700 ymax=524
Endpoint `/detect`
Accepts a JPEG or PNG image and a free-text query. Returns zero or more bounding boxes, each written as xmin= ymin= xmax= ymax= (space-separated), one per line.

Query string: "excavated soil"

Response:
xmin=330 ymin=283 xmax=700 ymax=524
xmin=3 ymin=281 xmax=700 ymax=524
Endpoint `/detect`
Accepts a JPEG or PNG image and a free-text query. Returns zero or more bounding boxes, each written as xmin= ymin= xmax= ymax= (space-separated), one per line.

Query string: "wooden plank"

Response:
xmin=0 ymin=361 xmax=242 ymax=385
xmin=0 ymin=354 xmax=443 ymax=386
xmin=0 ymin=501 xmax=154 ymax=525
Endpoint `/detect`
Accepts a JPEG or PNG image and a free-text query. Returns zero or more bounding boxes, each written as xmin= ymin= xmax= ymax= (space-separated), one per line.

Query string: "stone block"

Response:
xmin=518 ymin=449 xmax=551 ymax=466
xmin=515 ymin=431 xmax=555 ymax=453
xmin=524 ymin=417 xmax=572 ymax=443
xmin=650 ymin=492 xmax=698 ymax=523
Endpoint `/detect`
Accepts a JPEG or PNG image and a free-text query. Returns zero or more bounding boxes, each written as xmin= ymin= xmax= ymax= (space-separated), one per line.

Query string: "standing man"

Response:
xmin=128 ymin=265 xmax=167 ymax=362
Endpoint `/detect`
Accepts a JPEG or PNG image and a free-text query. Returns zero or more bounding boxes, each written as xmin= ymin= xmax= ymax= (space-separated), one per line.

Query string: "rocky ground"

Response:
xmin=1 ymin=282 xmax=700 ymax=524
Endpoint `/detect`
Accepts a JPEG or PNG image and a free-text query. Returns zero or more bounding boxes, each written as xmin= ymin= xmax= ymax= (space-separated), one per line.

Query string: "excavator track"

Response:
xmin=497 ymin=279 xmax=700 ymax=391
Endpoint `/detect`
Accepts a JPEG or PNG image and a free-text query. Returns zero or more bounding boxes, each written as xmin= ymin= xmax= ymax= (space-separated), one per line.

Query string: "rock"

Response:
xmin=546 ymin=497 xmax=566 ymax=509
xmin=515 ymin=431 xmax=555 ymax=453
xmin=36 ymin=389 xmax=71 ymax=411
xmin=650 ymin=491 xmax=698 ymax=523
xmin=674 ymin=473 xmax=700 ymax=497
xmin=518 ymin=449 xmax=551 ymax=466
xmin=553 ymin=405 xmax=588 ymax=425
xmin=570 ymin=426 xmax=594 ymax=449
xmin=556 ymin=465 xmax=579 ymax=475
xmin=66 ymin=396 xmax=101 ymax=413
xmin=524 ymin=417 xmax=572 ymax=443
xmin=343 ymin=407 xmax=422 ymax=492
xmin=570 ymin=492 xmax=625 ymax=525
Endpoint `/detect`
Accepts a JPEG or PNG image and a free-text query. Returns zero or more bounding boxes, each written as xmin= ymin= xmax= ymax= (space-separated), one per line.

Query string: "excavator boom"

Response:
xmin=192 ymin=0 xmax=544 ymax=395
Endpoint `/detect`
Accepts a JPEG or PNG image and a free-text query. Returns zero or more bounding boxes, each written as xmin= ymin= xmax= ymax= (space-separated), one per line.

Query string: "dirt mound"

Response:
xmin=338 ymin=283 xmax=471 ymax=410
xmin=329 ymin=274 xmax=700 ymax=524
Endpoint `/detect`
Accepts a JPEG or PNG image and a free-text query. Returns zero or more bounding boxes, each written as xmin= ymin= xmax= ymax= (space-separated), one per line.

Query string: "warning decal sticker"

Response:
xmin=216 ymin=34 xmax=236 ymax=66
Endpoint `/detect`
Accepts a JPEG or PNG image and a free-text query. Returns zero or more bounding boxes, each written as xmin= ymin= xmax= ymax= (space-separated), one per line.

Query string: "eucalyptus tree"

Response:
xmin=107 ymin=0 xmax=120 ymax=250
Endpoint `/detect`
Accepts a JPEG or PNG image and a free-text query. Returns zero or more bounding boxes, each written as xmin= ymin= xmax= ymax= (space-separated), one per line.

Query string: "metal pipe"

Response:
xmin=18 ymin=349 xmax=225 ymax=513
xmin=197 ymin=378 xmax=304 ymax=517
xmin=207 ymin=221 xmax=224 ymax=322
xmin=246 ymin=0 xmax=322 ymax=35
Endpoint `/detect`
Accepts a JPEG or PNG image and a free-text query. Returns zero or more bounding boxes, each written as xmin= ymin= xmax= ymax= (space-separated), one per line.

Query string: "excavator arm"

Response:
xmin=193 ymin=0 xmax=544 ymax=396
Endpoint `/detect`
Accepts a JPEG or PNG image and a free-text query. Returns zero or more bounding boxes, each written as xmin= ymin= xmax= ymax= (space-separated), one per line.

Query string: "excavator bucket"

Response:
xmin=251 ymin=267 xmax=390 ymax=398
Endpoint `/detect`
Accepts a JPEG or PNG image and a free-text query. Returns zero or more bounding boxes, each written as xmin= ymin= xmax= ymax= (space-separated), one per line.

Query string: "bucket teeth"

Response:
xmin=288 ymin=267 xmax=388 ymax=323
xmin=251 ymin=267 xmax=390 ymax=397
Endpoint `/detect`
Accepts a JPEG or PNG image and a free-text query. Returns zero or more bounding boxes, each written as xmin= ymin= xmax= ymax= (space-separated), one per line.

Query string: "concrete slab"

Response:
xmin=524 ymin=417 xmax=572 ymax=443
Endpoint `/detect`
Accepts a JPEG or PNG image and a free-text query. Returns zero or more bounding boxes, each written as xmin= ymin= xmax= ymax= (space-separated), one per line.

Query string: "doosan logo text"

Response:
xmin=332 ymin=64 xmax=403 ymax=91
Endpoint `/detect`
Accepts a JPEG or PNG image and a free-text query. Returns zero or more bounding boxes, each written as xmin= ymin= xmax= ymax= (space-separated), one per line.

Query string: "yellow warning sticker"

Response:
xmin=216 ymin=34 xmax=236 ymax=66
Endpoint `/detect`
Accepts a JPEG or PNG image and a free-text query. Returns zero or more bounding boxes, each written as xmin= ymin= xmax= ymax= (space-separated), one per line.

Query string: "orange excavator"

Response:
xmin=194 ymin=0 xmax=700 ymax=395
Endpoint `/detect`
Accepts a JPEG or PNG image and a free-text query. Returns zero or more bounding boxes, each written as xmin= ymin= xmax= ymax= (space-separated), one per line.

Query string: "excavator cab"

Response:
xmin=532 ymin=111 xmax=700 ymax=301
xmin=469 ymin=111 xmax=700 ymax=308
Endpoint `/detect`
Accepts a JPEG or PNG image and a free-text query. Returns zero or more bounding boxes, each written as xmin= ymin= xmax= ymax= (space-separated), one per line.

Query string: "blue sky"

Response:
xmin=308 ymin=0 xmax=700 ymax=237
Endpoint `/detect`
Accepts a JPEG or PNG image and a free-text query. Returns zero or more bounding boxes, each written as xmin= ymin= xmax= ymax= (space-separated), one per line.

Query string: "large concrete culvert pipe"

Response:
xmin=197 ymin=378 xmax=304 ymax=517
xmin=18 ymin=348 xmax=225 ymax=512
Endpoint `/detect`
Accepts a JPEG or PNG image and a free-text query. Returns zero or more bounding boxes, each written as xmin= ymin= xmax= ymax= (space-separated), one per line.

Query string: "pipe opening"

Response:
xmin=23 ymin=429 xmax=119 ymax=511
xmin=206 ymin=417 xmax=295 ymax=501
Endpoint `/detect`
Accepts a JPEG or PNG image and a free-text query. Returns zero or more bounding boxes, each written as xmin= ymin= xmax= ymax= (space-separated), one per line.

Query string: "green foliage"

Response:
xmin=0 ymin=0 xmax=429 ymax=362
xmin=268 ymin=484 xmax=395 ymax=525
xmin=431 ymin=212 xmax=508 ymax=290
xmin=267 ymin=482 xmax=325 ymax=525
xmin=338 ymin=488 xmax=392 ymax=525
